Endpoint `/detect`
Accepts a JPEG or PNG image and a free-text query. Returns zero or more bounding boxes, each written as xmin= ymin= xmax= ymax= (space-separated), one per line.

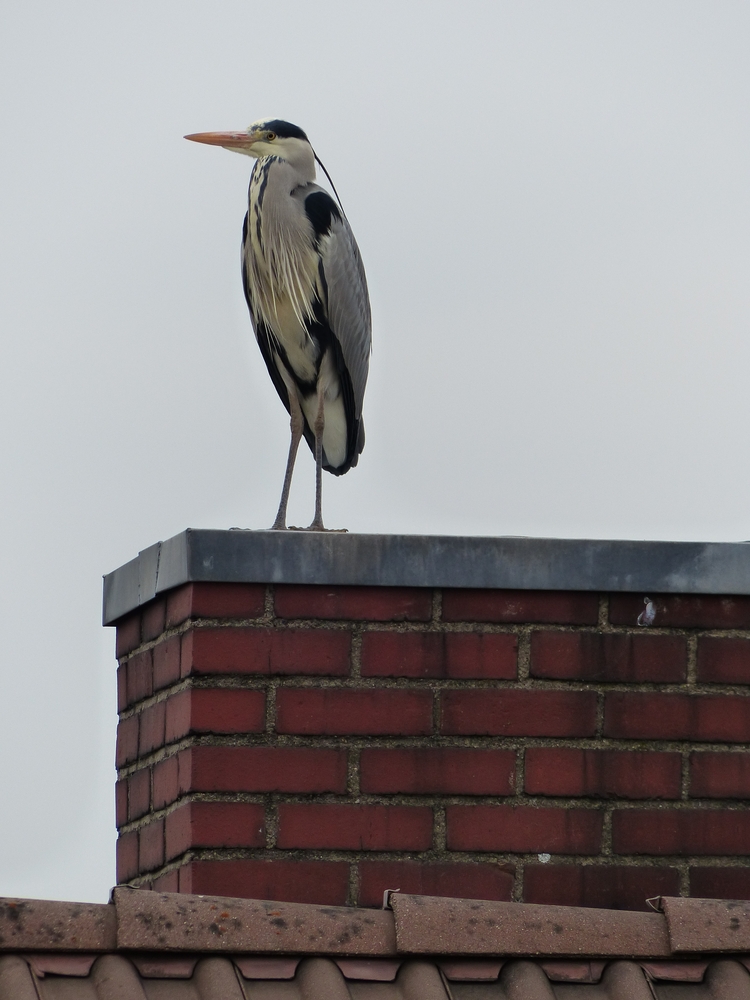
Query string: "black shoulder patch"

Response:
xmin=304 ymin=191 xmax=341 ymax=238
xmin=263 ymin=119 xmax=308 ymax=141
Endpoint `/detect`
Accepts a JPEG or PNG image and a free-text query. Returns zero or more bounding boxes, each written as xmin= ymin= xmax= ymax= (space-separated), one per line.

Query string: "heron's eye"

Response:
xmin=267 ymin=132 xmax=276 ymax=141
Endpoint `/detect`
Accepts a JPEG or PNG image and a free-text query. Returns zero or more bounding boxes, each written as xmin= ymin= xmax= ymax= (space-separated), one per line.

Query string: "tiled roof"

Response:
xmin=3 ymin=954 xmax=750 ymax=998
xmin=2 ymin=890 xmax=750 ymax=997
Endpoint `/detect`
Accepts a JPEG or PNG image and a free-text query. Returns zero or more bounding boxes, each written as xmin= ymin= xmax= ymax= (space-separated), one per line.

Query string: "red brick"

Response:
xmin=604 ymin=692 xmax=750 ymax=742
xmin=116 ymin=612 xmax=141 ymax=658
xmin=167 ymin=582 xmax=266 ymax=627
xmin=116 ymin=715 xmax=139 ymax=767
xmin=274 ymin=585 xmax=432 ymax=621
xmin=525 ymin=749 xmax=681 ymax=800
xmin=138 ymin=701 xmax=166 ymax=756
xmin=127 ymin=649 xmax=153 ymax=705
xmin=442 ymin=590 xmax=599 ymax=625
xmin=165 ymin=801 xmax=265 ymax=860
xmin=690 ymin=867 xmax=750 ymax=900
xmin=530 ymin=632 xmax=686 ymax=683
xmin=153 ymin=636 xmax=181 ymax=691
xmin=361 ymin=631 xmax=517 ymax=679
xmin=165 ymin=689 xmax=265 ymax=742
xmin=116 ymin=830 xmax=139 ymax=882
xmin=142 ymin=597 xmax=166 ymax=642
xmin=358 ymin=862 xmax=514 ymax=907
xmin=179 ymin=746 xmax=347 ymax=793
xmin=181 ymin=627 xmax=351 ymax=677
xmin=612 ymin=809 xmax=750 ymax=855
xmin=277 ymin=804 xmax=432 ymax=851
xmin=115 ymin=779 xmax=128 ymax=828
xmin=180 ymin=859 xmax=349 ymax=905
xmin=690 ymin=752 xmax=750 ymax=798
xmin=164 ymin=690 xmax=192 ymax=743
xmin=128 ymin=768 xmax=151 ymax=820
xmin=153 ymin=755 xmax=179 ymax=809
xmin=524 ymin=865 xmax=680 ymax=911
xmin=360 ymin=748 xmax=516 ymax=796
xmin=276 ymin=688 xmax=433 ymax=736
xmin=441 ymin=690 xmax=597 ymax=737
xmin=166 ymin=586 xmax=193 ymax=629
xmin=139 ymin=818 xmax=164 ymax=872
xmin=697 ymin=637 xmax=750 ymax=684
xmin=446 ymin=805 xmax=603 ymax=854
xmin=609 ymin=593 xmax=750 ymax=628
xmin=152 ymin=870 xmax=179 ymax=893
xmin=117 ymin=665 xmax=127 ymax=712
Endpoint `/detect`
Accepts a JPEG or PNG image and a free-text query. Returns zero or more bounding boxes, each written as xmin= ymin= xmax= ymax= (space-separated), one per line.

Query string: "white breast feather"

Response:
xmin=245 ymin=162 xmax=319 ymax=350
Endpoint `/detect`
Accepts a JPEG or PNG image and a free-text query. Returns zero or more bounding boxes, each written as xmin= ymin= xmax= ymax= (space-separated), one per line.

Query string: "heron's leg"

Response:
xmin=271 ymin=379 xmax=304 ymax=530
xmin=307 ymin=382 xmax=326 ymax=531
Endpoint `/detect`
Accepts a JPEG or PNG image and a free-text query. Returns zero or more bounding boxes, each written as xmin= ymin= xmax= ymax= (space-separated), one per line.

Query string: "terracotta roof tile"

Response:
xmin=1 ymin=951 xmax=750 ymax=997
xmin=113 ymin=887 xmax=396 ymax=955
xmin=661 ymin=897 xmax=750 ymax=953
xmin=0 ymin=899 xmax=114 ymax=952
xmin=235 ymin=957 xmax=300 ymax=979
xmin=438 ymin=960 xmax=503 ymax=981
xmin=2 ymin=890 xmax=750 ymax=996
xmin=389 ymin=893 xmax=669 ymax=957
xmin=27 ymin=954 xmax=97 ymax=977
xmin=335 ymin=959 xmax=401 ymax=981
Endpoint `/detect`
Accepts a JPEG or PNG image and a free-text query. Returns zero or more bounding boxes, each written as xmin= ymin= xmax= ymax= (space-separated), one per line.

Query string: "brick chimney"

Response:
xmin=107 ymin=531 xmax=750 ymax=910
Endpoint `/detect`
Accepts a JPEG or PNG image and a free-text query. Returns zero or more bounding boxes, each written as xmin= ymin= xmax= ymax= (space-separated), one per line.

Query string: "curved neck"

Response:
xmin=258 ymin=143 xmax=316 ymax=188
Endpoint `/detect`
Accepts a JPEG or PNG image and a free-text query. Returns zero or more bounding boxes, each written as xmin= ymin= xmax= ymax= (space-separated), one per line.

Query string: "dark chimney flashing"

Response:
xmin=103 ymin=530 xmax=750 ymax=625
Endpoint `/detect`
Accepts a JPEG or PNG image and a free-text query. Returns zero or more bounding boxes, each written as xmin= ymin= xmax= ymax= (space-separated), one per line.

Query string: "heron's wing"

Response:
xmin=320 ymin=216 xmax=372 ymax=419
xmin=303 ymin=188 xmax=372 ymax=419
xmin=320 ymin=216 xmax=371 ymax=418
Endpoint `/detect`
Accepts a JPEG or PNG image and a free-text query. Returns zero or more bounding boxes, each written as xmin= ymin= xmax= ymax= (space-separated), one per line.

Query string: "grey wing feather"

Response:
xmin=319 ymin=213 xmax=372 ymax=420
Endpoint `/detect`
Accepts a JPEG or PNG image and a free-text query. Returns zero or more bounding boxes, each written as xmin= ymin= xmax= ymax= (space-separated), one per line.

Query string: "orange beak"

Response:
xmin=184 ymin=131 xmax=257 ymax=149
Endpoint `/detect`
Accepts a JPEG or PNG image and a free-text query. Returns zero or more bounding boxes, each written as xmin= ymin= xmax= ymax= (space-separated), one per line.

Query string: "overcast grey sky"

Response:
xmin=1 ymin=1 xmax=749 ymax=902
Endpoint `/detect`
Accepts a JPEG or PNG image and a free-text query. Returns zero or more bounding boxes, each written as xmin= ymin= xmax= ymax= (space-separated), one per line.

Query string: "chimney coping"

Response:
xmin=102 ymin=529 xmax=750 ymax=625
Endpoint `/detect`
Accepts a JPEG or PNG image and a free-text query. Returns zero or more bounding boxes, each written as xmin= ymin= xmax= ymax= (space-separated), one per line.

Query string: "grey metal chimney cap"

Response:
xmin=102 ymin=530 xmax=750 ymax=625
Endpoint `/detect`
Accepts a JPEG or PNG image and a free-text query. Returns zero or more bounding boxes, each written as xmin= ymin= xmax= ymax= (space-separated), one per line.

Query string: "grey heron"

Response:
xmin=185 ymin=119 xmax=371 ymax=531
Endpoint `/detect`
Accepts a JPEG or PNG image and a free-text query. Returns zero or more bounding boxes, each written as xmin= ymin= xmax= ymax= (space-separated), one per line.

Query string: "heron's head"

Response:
xmin=185 ymin=118 xmax=312 ymax=163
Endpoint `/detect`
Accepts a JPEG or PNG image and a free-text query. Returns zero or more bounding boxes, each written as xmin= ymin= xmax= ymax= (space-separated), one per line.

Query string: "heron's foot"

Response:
xmin=287 ymin=523 xmax=348 ymax=533
xmin=269 ymin=519 xmax=288 ymax=530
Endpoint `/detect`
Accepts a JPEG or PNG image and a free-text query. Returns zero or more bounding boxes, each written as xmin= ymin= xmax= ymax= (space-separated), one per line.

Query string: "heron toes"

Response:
xmin=284 ymin=524 xmax=348 ymax=533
